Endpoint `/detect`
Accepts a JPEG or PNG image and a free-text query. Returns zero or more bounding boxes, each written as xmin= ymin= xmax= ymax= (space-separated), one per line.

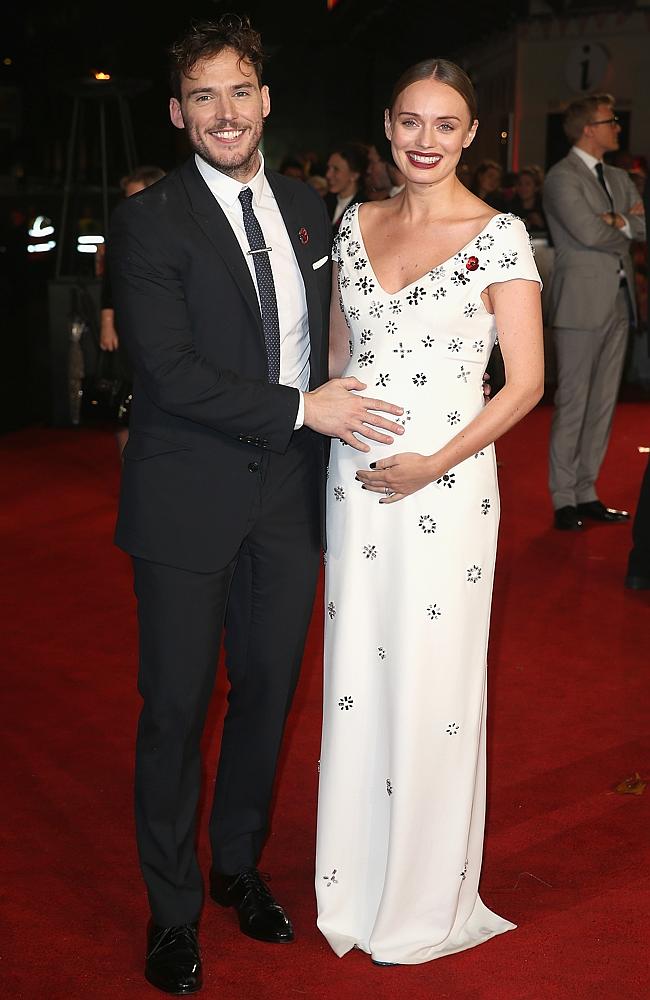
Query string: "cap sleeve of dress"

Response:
xmin=483 ymin=214 xmax=542 ymax=291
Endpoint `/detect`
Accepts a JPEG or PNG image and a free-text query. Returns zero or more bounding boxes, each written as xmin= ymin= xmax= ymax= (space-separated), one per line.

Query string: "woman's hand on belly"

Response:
xmin=355 ymin=451 xmax=442 ymax=503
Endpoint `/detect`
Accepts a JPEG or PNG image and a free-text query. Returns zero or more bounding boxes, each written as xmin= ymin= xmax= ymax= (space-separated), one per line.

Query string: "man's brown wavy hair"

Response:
xmin=169 ymin=14 xmax=265 ymax=101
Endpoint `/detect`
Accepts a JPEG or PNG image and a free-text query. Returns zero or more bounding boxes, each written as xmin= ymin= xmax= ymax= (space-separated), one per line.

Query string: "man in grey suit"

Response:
xmin=543 ymin=93 xmax=645 ymax=530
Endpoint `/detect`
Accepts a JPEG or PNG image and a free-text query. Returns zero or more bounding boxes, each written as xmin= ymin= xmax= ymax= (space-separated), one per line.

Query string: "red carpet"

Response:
xmin=2 ymin=404 xmax=649 ymax=1000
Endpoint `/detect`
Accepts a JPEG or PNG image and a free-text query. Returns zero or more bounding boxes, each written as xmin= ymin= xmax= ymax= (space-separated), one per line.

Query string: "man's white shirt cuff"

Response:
xmin=294 ymin=390 xmax=305 ymax=430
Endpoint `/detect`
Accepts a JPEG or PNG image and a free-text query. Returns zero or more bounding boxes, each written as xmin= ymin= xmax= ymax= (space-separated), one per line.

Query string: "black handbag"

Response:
xmin=80 ymin=349 xmax=132 ymax=426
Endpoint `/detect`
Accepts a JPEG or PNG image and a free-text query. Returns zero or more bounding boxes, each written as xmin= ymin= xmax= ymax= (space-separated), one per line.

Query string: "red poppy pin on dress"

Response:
xmin=466 ymin=256 xmax=479 ymax=271
xmin=299 ymin=227 xmax=309 ymax=245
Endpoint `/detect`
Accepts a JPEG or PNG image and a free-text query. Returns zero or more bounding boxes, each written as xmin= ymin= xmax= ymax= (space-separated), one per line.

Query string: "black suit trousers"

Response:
xmin=133 ymin=429 xmax=321 ymax=926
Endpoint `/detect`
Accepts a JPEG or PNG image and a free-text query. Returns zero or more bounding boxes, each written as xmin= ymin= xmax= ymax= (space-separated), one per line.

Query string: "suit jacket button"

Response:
xmin=248 ymin=461 xmax=260 ymax=473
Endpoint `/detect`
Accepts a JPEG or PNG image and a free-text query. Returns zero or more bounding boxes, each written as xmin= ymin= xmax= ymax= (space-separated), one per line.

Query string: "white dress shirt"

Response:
xmin=572 ymin=145 xmax=632 ymax=240
xmin=195 ymin=152 xmax=308 ymax=427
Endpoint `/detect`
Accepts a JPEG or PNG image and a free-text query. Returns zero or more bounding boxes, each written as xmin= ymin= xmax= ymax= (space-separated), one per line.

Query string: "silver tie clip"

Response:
xmin=247 ymin=246 xmax=272 ymax=255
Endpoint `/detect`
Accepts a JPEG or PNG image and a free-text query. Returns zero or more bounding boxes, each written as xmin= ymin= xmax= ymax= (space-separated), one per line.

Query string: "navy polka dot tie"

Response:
xmin=239 ymin=187 xmax=281 ymax=383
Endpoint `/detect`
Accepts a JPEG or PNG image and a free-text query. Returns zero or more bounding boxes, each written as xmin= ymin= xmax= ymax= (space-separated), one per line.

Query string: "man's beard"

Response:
xmin=189 ymin=120 xmax=264 ymax=180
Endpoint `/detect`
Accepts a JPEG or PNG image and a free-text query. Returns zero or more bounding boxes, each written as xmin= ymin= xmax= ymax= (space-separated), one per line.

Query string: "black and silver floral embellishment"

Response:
xmin=473 ymin=340 xmax=484 ymax=352
xmin=406 ymin=286 xmax=426 ymax=306
xmin=467 ymin=565 xmax=482 ymax=583
xmin=446 ymin=723 xmax=460 ymax=735
xmin=475 ymin=233 xmax=494 ymax=250
xmin=358 ymin=351 xmax=375 ymax=368
xmin=376 ymin=373 xmax=390 ymax=387
xmin=339 ymin=224 xmax=352 ymax=239
xmin=498 ymin=251 xmax=518 ymax=269
xmin=386 ymin=779 xmax=393 ymax=796
xmin=431 ymin=286 xmax=447 ymax=300
xmin=360 ymin=328 xmax=373 ymax=345
xmin=451 ymin=270 xmax=470 ymax=286
xmin=422 ymin=335 xmax=435 ymax=348
xmin=447 ymin=410 xmax=461 ymax=426
xmin=334 ymin=486 xmax=345 ymax=501
xmin=353 ymin=257 xmax=368 ymax=271
xmin=419 ymin=514 xmax=436 ymax=534
xmin=437 ymin=472 xmax=456 ymax=488
xmin=481 ymin=498 xmax=491 ymax=515
xmin=327 ymin=601 xmax=336 ymax=619
xmin=460 ymin=859 xmax=469 ymax=880
xmin=385 ymin=321 xmax=398 ymax=335
xmin=458 ymin=365 xmax=470 ymax=383
xmin=426 ymin=604 xmax=442 ymax=621
xmin=388 ymin=299 xmax=402 ymax=314
xmin=397 ymin=409 xmax=412 ymax=426
xmin=363 ymin=544 xmax=377 ymax=560
xmin=394 ymin=342 xmax=412 ymax=359
xmin=495 ymin=214 xmax=514 ymax=229
xmin=429 ymin=264 xmax=446 ymax=282
xmin=412 ymin=373 xmax=427 ymax=387
xmin=464 ymin=302 xmax=478 ymax=318
xmin=378 ymin=646 xmax=386 ymax=660
xmin=338 ymin=696 xmax=354 ymax=711
xmin=347 ymin=240 xmax=361 ymax=257
xmin=323 ymin=869 xmax=338 ymax=886
xmin=355 ymin=275 xmax=375 ymax=295
xmin=369 ymin=300 xmax=384 ymax=318
xmin=448 ymin=338 xmax=462 ymax=353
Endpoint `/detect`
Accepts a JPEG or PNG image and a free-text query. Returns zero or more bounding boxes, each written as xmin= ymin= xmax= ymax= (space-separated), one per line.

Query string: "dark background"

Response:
xmin=2 ymin=0 xmax=529 ymax=179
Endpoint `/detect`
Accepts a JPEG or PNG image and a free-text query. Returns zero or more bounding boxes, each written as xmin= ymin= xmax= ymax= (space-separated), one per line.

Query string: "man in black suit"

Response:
xmin=109 ymin=16 xmax=403 ymax=995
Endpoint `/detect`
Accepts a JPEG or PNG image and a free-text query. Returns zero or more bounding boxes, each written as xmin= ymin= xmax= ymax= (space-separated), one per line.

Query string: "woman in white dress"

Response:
xmin=316 ymin=59 xmax=544 ymax=966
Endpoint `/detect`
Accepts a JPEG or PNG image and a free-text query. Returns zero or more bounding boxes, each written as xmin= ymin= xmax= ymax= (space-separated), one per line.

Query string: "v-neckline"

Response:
xmin=353 ymin=204 xmax=509 ymax=297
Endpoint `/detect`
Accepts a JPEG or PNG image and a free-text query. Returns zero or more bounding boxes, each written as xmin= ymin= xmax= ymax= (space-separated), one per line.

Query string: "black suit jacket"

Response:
xmin=109 ymin=158 xmax=332 ymax=572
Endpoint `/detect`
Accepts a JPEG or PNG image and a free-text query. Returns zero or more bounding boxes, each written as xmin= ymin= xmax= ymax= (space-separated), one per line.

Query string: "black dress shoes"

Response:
xmin=576 ymin=500 xmax=630 ymax=523
xmin=554 ymin=505 xmax=583 ymax=531
xmin=145 ymin=922 xmax=202 ymax=995
xmin=210 ymin=868 xmax=295 ymax=943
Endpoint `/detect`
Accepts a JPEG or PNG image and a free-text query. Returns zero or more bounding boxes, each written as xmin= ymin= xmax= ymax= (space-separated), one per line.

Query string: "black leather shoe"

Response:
xmin=625 ymin=573 xmax=650 ymax=590
xmin=210 ymin=868 xmax=294 ymax=943
xmin=576 ymin=500 xmax=630 ymax=523
xmin=554 ymin=505 xmax=583 ymax=531
xmin=145 ymin=922 xmax=202 ymax=995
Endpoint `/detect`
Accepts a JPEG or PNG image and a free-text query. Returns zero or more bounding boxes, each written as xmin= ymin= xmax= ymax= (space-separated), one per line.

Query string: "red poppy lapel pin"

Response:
xmin=466 ymin=256 xmax=479 ymax=271
xmin=298 ymin=227 xmax=309 ymax=245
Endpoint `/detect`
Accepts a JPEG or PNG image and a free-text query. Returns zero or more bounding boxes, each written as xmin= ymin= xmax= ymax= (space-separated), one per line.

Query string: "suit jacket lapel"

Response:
xmin=179 ymin=158 xmax=263 ymax=337
xmin=567 ymin=150 xmax=613 ymax=211
xmin=266 ymin=171 xmax=323 ymax=389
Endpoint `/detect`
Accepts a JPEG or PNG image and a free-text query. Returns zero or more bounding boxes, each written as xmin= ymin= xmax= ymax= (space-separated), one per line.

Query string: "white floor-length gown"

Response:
xmin=316 ymin=205 xmax=541 ymax=965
